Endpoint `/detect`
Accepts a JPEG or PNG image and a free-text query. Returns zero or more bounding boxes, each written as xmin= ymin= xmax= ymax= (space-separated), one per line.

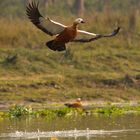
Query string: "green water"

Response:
xmin=0 ymin=114 xmax=140 ymax=140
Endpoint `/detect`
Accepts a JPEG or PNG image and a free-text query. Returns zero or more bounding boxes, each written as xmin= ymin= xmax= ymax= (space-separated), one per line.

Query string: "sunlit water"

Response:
xmin=0 ymin=114 xmax=140 ymax=140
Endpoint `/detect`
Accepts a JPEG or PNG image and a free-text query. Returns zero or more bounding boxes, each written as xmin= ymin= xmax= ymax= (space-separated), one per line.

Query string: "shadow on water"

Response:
xmin=0 ymin=114 xmax=140 ymax=140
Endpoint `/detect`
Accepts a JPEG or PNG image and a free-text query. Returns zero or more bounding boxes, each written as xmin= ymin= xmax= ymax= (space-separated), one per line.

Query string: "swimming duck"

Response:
xmin=26 ymin=1 xmax=120 ymax=51
xmin=64 ymin=98 xmax=82 ymax=108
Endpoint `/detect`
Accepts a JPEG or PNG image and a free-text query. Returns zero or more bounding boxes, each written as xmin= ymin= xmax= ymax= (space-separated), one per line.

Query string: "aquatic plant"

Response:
xmin=3 ymin=104 xmax=139 ymax=118
xmin=92 ymin=106 xmax=125 ymax=116
xmin=8 ymin=105 xmax=33 ymax=118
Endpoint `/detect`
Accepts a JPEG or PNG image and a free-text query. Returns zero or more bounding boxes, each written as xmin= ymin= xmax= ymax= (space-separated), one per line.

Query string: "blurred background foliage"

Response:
xmin=0 ymin=0 xmax=140 ymax=17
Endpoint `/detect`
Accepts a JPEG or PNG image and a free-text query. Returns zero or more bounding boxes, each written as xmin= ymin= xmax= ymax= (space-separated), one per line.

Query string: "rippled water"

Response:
xmin=0 ymin=114 xmax=140 ymax=140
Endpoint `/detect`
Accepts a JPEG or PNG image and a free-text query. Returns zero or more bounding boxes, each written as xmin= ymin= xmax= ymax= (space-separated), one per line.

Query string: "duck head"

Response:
xmin=73 ymin=18 xmax=85 ymax=26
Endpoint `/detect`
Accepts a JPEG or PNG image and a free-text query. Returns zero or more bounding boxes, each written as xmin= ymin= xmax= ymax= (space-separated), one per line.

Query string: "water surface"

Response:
xmin=0 ymin=114 xmax=140 ymax=140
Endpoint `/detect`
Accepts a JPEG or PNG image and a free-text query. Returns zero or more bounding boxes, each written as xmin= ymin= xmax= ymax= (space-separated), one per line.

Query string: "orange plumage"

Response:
xmin=64 ymin=98 xmax=82 ymax=108
xmin=26 ymin=1 xmax=120 ymax=52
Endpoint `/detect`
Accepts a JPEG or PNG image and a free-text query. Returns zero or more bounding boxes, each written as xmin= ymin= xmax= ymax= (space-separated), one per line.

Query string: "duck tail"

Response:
xmin=64 ymin=103 xmax=72 ymax=108
xmin=46 ymin=40 xmax=66 ymax=51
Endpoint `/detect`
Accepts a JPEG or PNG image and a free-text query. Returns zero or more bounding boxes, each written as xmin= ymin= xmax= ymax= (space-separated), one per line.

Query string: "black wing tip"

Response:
xmin=114 ymin=26 xmax=121 ymax=33
xmin=111 ymin=26 xmax=121 ymax=36
xmin=26 ymin=0 xmax=42 ymax=21
xmin=26 ymin=0 xmax=39 ymax=13
xmin=26 ymin=1 xmax=53 ymax=36
xmin=27 ymin=0 xmax=38 ymax=6
xmin=32 ymin=0 xmax=39 ymax=8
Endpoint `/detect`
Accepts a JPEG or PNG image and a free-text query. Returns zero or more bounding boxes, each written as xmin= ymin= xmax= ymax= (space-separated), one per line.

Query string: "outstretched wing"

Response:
xmin=73 ymin=27 xmax=120 ymax=42
xmin=26 ymin=1 xmax=66 ymax=36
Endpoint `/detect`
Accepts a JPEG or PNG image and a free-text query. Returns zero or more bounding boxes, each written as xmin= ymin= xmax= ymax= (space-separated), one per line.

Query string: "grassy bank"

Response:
xmin=0 ymin=46 xmax=140 ymax=107
xmin=0 ymin=11 xmax=140 ymax=108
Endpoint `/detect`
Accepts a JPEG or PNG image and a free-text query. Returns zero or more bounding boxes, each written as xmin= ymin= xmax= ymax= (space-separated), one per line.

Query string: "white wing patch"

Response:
xmin=75 ymin=30 xmax=97 ymax=41
xmin=39 ymin=17 xmax=66 ymax=36
xmin=73 ymin=27 xmax=120 ymax=42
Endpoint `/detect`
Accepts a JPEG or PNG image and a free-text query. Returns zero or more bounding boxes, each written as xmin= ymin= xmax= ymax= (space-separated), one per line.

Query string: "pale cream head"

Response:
xmin=74 ymin=18 xmax=85 ymax=25
xmin=76 ymin=98 xmax=81 ymax=102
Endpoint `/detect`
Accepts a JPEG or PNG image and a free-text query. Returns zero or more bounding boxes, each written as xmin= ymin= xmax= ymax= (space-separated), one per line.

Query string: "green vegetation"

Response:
xmin=0 ymin=0 xmax=140 ymax=108
xmin=0 ymin=105 xmax=140 ymax=119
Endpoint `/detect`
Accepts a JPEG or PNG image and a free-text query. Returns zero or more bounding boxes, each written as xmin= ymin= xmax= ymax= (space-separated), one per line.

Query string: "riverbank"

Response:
xmin=0 ymin=101 xmax=140 ymax=119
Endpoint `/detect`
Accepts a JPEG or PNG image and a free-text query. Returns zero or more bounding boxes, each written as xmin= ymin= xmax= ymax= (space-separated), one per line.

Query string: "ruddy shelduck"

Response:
xmin=26 ymin=1 xmax=120 ymax=51
xmin=64 ymin=98 xmax=82 ymax=108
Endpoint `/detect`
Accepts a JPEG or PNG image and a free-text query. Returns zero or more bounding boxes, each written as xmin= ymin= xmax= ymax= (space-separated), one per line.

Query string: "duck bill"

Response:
xmin=81 ymin=21 xmax=86 ymax=23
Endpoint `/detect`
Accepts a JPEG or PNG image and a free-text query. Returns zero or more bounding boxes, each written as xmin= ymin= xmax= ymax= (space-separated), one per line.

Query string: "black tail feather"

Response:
xmin=46 ymin=40 xmax=66 ymax=51
xmin=64 ymin=103 xmax=72 ymax=108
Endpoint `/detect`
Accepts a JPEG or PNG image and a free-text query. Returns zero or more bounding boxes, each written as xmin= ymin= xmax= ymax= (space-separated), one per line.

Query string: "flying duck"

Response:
xmin=26 ymin=1 xmax=120 ymax=52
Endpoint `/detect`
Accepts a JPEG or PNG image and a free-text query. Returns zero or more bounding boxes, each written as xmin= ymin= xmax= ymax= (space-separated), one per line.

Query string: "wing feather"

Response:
xmin=73 ymin=27 xmax=120 ymax=42
xmin=26 ymin=1 xmax=66 ymax=36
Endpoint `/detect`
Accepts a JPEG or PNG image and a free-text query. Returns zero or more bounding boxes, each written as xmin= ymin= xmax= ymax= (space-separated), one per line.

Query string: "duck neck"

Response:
xmin=72 ymin=23 xmax=78 ymax=29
